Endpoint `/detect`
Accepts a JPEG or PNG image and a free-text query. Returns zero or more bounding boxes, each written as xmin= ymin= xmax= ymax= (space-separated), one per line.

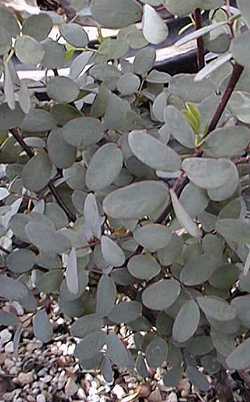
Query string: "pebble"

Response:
xmin=166 ymin=392 xmax=178 ymax=402
xmin=17 ymin=372 xmax=34 ymax=385
xmin=0 ymin=329 xmax=12 ymax=345
xmin=4 ymin=358 xmax=15 ymax=370
xmin=37 ymin=394 xmax=46 ymax=402
xmin=65 ymin=378 xmax=78 ymax=397
xmin=43 ymin=375 xmax=52 ymax=383
xmin=5 ymin=341 xmax=14 ymax=353
xmin=77 ymin=388 xmax=86 ymax=399
xmin=112 ymin=384 xmax=126 ymax=399
xmin=9 ymin=366 xmax=18 ymax=375
xmin=148 ymin=388 xmax=162 ymax=402
xmin=26 ymin=342 xmax=39 ymax=353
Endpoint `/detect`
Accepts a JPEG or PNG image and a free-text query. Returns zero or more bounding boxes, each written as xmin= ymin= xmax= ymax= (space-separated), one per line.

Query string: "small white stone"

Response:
xmin=0 ymin=329 xmax=12 ymax=345
xmin=5 ymin=341 xmax=14 ymax=353
xmin=77 ymin=388 xmax=86 ymax=399
xmin=9 ymin=367 xmax=18 ymax=375
xmin=65 ymin=378 xmax=78 ymax=397
xmin=67 ymin=344 xmax=75 ymax=355
xmin=43 ymin=375 xmax=52 ymax=383
xmin=36 ymin=394 xmax=46 ymax=402
xmin=112 ymin=385 xmax=126 ymax=399
xmin=4 ymin=358 xmax=15 ymax=370
xmin=17 ymin=372 xmax=34 ymax=385
xmin=166 ymin=392 xmax=178 ymax=402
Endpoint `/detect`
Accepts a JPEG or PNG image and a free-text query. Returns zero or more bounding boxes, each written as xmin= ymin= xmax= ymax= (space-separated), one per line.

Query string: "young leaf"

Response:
xmin=142 ymin=279 xmax=181 ymax=311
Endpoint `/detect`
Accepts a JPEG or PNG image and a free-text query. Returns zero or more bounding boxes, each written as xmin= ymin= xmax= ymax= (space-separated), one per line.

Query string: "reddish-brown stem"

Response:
xmin=207 ymin=63 xmax=244 ymax=134
xmin=10 ymin=128 xmax=76 ymax=222
xmin=194 ymin=8 xmax=205 ymax=70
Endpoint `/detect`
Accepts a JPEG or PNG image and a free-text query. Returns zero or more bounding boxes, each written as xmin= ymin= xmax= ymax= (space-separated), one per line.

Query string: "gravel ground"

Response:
xmin=0 ymin=300 xmax=213 ymax=402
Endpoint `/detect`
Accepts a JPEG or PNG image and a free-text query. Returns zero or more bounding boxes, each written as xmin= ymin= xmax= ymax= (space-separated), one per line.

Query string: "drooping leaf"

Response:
xmin=128 ymin=254 xmax=161 ymax=280
xmin=91 ymin=0 xmax=142 ymax=28
xmin=101 ymin=236 xmax=125 ymax=267
xmin=25 ymin=222 xmax=71 ymax=255
xmin=0 ymin=276 xmax=28 ymax=301
xmin=145 ymin=336 xmax=168 ymax=368
xmin=172 ymin=300 xmax=200 ymax=343
xmin=47 ymin=77 xmax=80 ymax=103
xmin=216 ymin=219 xmax=250 ymax=243
xmin=15 ymin=35 xmax=45 ymax=65
xmin=22 ymin=151 xmax=53 ymax=192
xmin=226 ymin=338 xmax=250 ymax=370
xmin=106 ymin=334 xmax=133 ymax=368
xmin=0 ymin=103 xmax=24 ymax=130
xmin=71 ymin=314 xmax=104 ymax=338
xmin=21 ymin=109 xmax=56 ymax=132
xmin=62 ymin=117 xmax=104 ymax=148
xmin=117 ymin=73 xmax=141 ymax=96
xmin=170 ymin=189 xmax=202 ymax=238
xmin=108 ymin=301 xmax=142 ymax=324
xmin=203 ymin=126 xmax=250 ymax=157
xmin=75 ymin=330 xmax=107 ymax=361
xmin=7 ymin=249 xmax=36 ymax=274
xmin=186 ymin=365 xmax=210 ymax=392
xmin=197 ymin=296 xmax=237 ymax=322
xmin=133 ymin=223 xmax=172 ymax=252
xmin=179 ymin=183 xmax=209 ymax=218
xmin=237 ymin=0 xmax=250 ymax=27
xmin=60 ymin=23 xmax=89 ymax=48
xmin=33 ymin=310 xmax=53 ymax=343
xmin=180 ymin=254 xmax=219 ymax=286
xmin=231 ymin=31 xmax=250 ymax=68
xmin=65 ymin=248 xmax=79 ymax=295
xmin=96 ymin=275 xmax=117 ymax=316
xmin=103 ymin=181 xmax=169 ymax=219
xmin=86 ymin=144 xmax=123 ymax=191
xmin=142 ymin=279 xmax=181 ymax=310
xmin=165 ymin=105 xmax=195 ymax=149
xmin=182 ymin=158 xmax=237 ymax=189
xmin=128 ymin=131 xmax=181 ymax=171
xmin=0 ymin=27 xmax=11 ymax=56
xmin=0 ymin=6 xmax=20 ymax=37
xmin=22 ymin=14 xmax=53 ymax=41
xmin=133 ymin=47 xmax=156 ymax=76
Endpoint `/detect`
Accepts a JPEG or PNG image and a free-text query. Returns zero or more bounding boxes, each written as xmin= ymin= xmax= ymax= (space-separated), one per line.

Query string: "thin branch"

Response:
xmin=10 ymin=128 xmax=76 ymax=222
xmin=207 ymin=63 xmax=244 ymax=134
xmin=194 ymin=8 xmax=205 ymax=70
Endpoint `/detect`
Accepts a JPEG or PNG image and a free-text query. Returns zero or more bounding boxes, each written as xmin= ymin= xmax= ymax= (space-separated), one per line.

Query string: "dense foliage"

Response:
xmin=2 ymin=0 xmax=250 ymax=394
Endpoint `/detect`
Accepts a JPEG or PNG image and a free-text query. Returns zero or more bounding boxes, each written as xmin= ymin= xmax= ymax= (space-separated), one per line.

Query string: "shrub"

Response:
xmin=1 ymin=0 xmax=250 ymax=396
